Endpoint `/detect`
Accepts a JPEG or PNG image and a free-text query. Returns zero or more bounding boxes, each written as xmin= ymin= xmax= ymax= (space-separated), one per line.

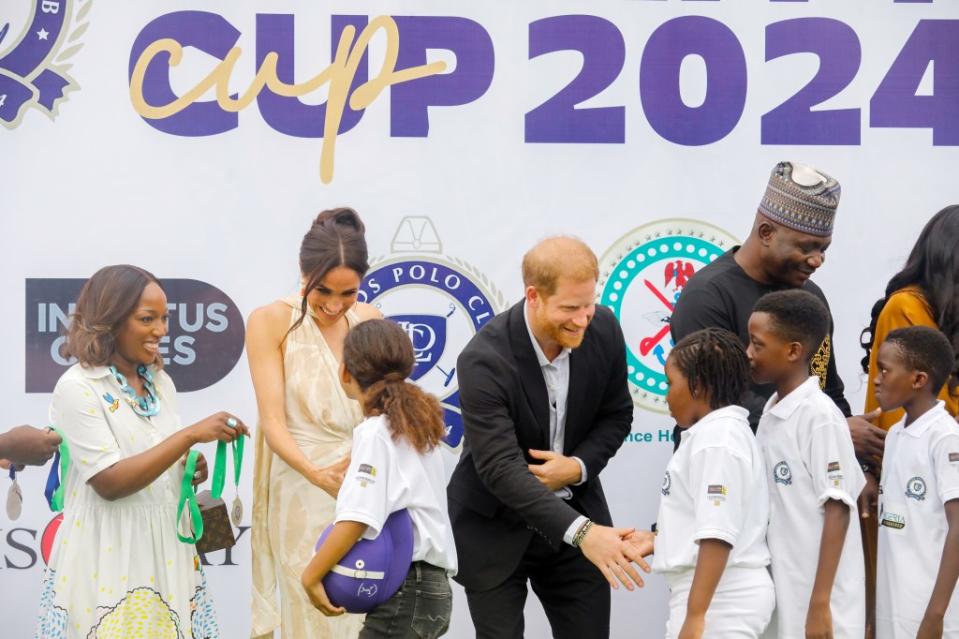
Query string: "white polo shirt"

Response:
xmin=653 ymin=405 xmax=771 ymax=576
xmin=757 ymin=376 xmax=865 ymax=639
xmin=335 ymin=414 xmax=457 ymax=574
xmin=877 ymin=402 xmax=959 ymax=638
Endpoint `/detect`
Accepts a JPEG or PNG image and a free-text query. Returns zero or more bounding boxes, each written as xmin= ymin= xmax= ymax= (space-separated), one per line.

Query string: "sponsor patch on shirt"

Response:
xmin=826 ymin=460 xmax=843 ymax=486
xmin=356 ymin=463 xmax=377 ymax=487
xmin=707 ymin=484 xmax=727 ymax=505
xmin=949 ymin=453 xmax=959 ymax=463
xmin=880 ymin=511 xmax=906 ymax=530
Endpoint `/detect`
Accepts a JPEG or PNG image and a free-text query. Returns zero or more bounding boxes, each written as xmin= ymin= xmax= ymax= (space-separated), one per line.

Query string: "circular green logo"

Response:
xmin=598 ymin=219 xmax=739 ymax=413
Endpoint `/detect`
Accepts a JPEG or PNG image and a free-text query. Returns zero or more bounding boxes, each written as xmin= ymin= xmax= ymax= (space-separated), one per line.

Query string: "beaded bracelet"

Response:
xmin=572 ymin=519 xmax=593 ymax=547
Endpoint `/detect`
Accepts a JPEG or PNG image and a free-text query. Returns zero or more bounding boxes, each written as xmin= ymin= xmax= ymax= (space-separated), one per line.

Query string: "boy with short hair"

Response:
xmin=873 ymin=326 xmax=959 ymax=638
xmin=748 ymin=289 xmax=865 ymax=638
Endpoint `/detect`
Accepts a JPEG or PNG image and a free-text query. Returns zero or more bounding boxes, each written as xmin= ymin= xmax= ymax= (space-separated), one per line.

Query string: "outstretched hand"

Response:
xmin=579 ymin=524 xmax=651 ymax=591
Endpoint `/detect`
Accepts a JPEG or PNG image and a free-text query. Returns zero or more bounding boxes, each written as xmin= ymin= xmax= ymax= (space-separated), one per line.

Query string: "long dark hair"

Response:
xmin=289 ymin=207 xmax=369 ymax=334
xmin=66 ymin=265 xmax=163 ymax=368
xmin=860 ymin=205 xmax=959 ymax=385
xmin=343 ymin=320 xmax=446 ymax=453
xmin=669 ymin=327 xmax=749 ymax=409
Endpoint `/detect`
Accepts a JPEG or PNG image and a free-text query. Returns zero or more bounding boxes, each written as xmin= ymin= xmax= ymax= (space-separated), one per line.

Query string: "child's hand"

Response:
xmin=917 ymin=612 xmax=943 ymax=639
xmin=678 ymin=614 xmax=705 ymax=639
xmin=622 ymin=529 xmax=655 ymax=557
xmin=805 ymin=601 xmax=833 ymax=639
xmin=303 ymin=580 xmax=346 ymax=617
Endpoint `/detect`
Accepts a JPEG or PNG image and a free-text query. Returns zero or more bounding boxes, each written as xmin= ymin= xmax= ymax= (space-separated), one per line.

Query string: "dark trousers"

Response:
xmin=464 ymin=533 xmax=610 ymax=639
xmin=360 ymin=562 xmax=452 ymax=639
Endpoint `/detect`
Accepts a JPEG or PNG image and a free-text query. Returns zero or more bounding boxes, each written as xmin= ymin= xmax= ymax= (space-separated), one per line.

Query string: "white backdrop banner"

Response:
xmin=4 ymin=1 xmax=959 ymax=636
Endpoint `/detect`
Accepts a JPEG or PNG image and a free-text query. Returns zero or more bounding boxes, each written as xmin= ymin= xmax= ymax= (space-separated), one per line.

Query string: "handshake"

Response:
xmin=577 ymin=524 xmax=656 ymax=591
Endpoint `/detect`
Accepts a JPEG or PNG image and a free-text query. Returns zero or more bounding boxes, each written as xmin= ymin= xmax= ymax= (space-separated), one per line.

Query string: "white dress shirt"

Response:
xmin=523 ymin=302 xmax=588 ymax=545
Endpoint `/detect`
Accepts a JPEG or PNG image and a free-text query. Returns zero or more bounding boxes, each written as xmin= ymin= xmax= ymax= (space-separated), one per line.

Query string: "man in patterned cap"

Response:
xmin=670 ymin=161 xmax=886 ymax=460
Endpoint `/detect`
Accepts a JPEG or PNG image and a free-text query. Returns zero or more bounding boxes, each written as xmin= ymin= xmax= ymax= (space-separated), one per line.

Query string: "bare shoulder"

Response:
xmin=247 ymin=301 xmax=292 ymax=341
xmin=353 ymin=302 xmax=383 ymax=322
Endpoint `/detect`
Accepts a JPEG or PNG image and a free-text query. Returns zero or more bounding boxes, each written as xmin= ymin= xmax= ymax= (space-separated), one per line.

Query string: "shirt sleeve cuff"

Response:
xmin=816 ymin=488 xmax=857 ymax=511
xmin=571 ymin=456 xmax=587 ymax=486
xmin=334 ymin=511 xmax=383 ymax=539
xmin=693 ymin=528 xmax=738 ymax=546
xmin=564 ymin=515 xmax=588 ymax=546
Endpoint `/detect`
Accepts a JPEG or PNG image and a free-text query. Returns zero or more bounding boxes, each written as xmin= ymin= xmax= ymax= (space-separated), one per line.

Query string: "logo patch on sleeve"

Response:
xmin=949 ymin=453 xmax=959 ymax=463
xmin=355 ymin=463 xmax=377 ymax=487
xmin=827 ymin=461 xmax=841 ymax=472
xmin=707 ymin=484 xmax=727 ymax=505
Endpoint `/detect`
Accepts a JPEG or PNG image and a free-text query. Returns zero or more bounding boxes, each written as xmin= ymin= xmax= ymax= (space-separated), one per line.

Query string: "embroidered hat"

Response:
xmin=758 ymin=161 xmax=841 ymax=237
xmin=316 ymin=509 xmax=414 ymax=613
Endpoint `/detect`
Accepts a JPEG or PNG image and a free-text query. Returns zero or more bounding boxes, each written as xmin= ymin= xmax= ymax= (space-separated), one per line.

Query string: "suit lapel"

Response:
xmin=508 ymin=303 xmax=550 ymax=449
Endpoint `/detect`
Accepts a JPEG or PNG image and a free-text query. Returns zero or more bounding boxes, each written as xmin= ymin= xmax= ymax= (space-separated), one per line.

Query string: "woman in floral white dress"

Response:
xmin=35 ymin=265 xmax=249 ymax=639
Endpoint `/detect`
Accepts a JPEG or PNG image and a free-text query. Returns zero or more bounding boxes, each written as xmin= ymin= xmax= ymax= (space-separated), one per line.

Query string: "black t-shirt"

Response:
xmin=670 ymin=248 xmax=852 ymax=432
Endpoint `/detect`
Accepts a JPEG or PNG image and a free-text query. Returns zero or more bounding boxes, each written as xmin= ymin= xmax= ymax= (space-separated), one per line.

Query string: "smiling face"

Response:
xmin=746 ymin=311 xmax=800 ymax=384
xmin=113 ymin=282 xmax=168 ymax=372
xmin=760 ymin=221 xmax=831 ymax=288
xmin=527 ymin=276 xmax=595 ymax=352
xmin=305 ymin=266 xmax=362 ymax=327
xmin=874 ymin=340 xmax=926 ymax=412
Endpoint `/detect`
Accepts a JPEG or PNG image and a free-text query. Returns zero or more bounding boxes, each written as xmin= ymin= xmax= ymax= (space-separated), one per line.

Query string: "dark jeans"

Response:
xmin=360 ymin=562 xmax=452 ymax=639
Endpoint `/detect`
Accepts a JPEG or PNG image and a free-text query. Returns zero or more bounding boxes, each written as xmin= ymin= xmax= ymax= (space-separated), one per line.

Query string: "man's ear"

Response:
xmin=757 ymin=219 xmax=777 ymax=247
xmin=339 ymin=362 xmax=352 ymax=386
xmin=525 ymin=285 xmax=540 ymax=306
xmin=912 ymin=370 xmax=930 ymax=391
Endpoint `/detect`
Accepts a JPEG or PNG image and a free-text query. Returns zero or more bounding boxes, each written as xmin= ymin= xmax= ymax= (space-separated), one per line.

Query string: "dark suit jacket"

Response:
xmin=447 ymin=301 xmax=633 ymax=591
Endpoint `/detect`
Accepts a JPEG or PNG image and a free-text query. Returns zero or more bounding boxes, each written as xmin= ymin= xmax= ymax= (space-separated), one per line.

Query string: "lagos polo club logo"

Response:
xmin=1 ymin=0 xmax=90 ymax=127
xmin=598 ymin=219 xmax=738 ymax=414
xmin=25 ymin=278 xmax=245 ymax=392
xmin=358 ymin=217 xmax=506 ymax=451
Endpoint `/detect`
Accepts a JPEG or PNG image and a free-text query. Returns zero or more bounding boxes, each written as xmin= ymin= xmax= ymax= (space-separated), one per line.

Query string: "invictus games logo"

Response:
xmin=1 ymin=0 xmax=90 ymax=127
xmin=358 ymin=217 xmax=506 ymax=451
xmin=598 ymin=219 xmax=738 ymax=413
xmin=25 ymin=278 xmax=245 ymax=392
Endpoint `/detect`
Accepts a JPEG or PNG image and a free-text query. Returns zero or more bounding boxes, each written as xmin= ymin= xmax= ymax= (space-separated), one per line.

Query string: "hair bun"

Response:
xmin=313 ymin=207 xmax=365 ymax=235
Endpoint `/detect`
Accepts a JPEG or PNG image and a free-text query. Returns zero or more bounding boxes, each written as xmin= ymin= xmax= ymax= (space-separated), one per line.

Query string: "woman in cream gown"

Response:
xmin=248 ymin=209 xmax=380 ymax=638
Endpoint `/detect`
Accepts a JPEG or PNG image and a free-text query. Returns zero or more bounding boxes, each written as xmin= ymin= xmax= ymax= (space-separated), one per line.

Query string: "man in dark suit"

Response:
xmin=448 ymin=237 xmax=652 ymax=639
